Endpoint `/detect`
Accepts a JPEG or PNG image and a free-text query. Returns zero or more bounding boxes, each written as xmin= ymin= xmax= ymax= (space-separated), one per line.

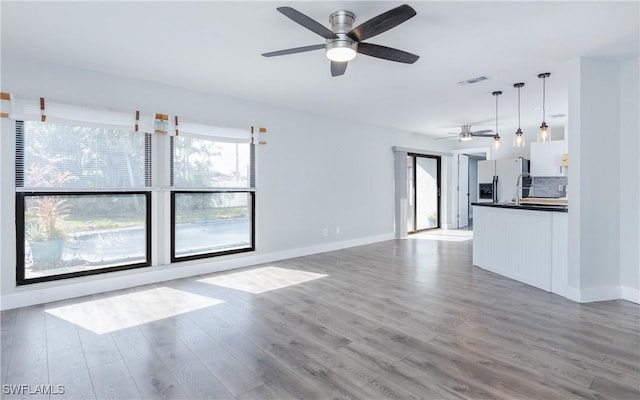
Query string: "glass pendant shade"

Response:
xmin=538 ymin=122 xmax=550 ymax=142
xmin=493 ymin=135 xmax=501 ymax=150
xmin=513 ymin=128 xmax=525 ymax=147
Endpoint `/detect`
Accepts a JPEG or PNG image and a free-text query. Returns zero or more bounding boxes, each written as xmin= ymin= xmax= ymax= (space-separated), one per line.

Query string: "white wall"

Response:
xmin=568 ymin=56 xmax=639 ymax=302
xmin=567 ymin=58 xmax=582 ymax=289
xmin=572 ymin=58 xmax=621 ymax=291
xmin=620 ymin=56 xmax=640 ymax=293
xmin=0 ymin=55 xmax=453 ymax=309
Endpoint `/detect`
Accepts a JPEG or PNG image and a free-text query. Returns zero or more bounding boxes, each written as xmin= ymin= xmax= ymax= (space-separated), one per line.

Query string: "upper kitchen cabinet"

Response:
xmin=530 ymin=140 xmax=567 ymax=177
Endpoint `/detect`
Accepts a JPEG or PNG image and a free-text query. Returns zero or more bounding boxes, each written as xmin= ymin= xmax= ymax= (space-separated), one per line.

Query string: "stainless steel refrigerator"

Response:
xmin=477 ymin=157 xmax=529 ymax=203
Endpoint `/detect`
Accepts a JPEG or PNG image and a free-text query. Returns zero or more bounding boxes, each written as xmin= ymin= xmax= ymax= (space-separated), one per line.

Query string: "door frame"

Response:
xmin=450 ymin=147 xmax=491 ymax=229
xmin=407 ymin=153 xmax=441 ymax=233
xmin=458 ymin=154 xmax=470 ymax=228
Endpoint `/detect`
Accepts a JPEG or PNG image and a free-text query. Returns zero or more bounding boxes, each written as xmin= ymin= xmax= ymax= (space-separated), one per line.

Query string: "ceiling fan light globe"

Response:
xmin=459 ymin=135 xmax=473 ymax=142
xmin=326 ymin=47 xmax=357 ymax=62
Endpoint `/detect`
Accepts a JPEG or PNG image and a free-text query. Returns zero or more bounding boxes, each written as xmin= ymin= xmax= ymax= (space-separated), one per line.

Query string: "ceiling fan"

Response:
xmin=434 ymin=125 xmax=494 ymax=141
xmin=262 ymin=4 xmax=420 ymax=77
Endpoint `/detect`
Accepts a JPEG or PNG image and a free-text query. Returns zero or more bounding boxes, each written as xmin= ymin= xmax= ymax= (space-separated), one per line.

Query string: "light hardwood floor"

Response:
xmin=1 ymin=235 xmax=639 ymax=399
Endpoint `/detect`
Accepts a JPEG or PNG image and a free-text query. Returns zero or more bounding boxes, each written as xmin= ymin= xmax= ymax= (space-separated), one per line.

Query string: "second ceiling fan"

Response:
xmin=262 ymin=4 xmax=420 ymax=77
xmin=435 ymin=125 xmax=494 ymax=141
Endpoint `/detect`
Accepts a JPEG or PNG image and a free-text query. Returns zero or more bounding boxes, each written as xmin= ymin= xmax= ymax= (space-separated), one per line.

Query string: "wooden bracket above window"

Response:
xmin=154 ymin=113 xmax=169 ymax=135
xmin=40 ymin=97 xmax=46 ymax=122
xmin=251 ymin=126 xmax=268 ymax=145
xmin=0 ymin=92 xmax=10 ymax=118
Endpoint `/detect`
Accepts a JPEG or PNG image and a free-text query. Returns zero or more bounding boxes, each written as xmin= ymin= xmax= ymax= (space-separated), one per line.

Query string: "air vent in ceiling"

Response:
xmin=550 ymin=113 xmax=566 ymax=118
xmin=458 ymin=76 xmax=488 ymax=85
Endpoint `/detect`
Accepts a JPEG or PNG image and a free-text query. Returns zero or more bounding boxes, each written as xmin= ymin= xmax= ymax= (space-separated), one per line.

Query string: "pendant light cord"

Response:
xmin=495 ymin=93 xmax=499 ymax=133
xmin=517 ymin=86 xmax=521 ymax=129
xmin=542 ymin=75 xmax=546 ymax=123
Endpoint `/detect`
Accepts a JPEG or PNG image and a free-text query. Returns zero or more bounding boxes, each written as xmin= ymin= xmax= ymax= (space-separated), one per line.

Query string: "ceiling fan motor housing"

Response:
xmin=326 ymin=10 xmax=358 ymax=58
xmin=329 ymin=10 xmax=355 ymax=33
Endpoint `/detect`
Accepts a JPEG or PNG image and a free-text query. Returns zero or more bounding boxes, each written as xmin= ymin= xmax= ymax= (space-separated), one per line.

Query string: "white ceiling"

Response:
xmin=2 ymin=1 xmax=639 ymax=138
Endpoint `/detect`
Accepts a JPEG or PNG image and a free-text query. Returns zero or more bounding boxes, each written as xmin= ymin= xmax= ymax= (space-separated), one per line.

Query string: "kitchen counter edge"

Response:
xmin=471 ymin=202 xmax=568 ymax=213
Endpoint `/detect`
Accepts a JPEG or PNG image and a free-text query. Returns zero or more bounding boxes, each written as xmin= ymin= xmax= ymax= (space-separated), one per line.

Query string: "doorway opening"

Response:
xmin=458 ymin=153 xmax=487 ymax=230
xmin=407 ymin=154 xmax=441 ymax=233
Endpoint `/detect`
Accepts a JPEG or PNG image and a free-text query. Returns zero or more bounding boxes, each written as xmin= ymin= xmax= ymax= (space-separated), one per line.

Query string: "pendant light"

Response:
xmin=537 ymin=72 xmax=551 ymax=142
xmin=513 ymin=82 xmax=525 ymax=148
xmin=492 ymin=91 xmax=502 ymax=150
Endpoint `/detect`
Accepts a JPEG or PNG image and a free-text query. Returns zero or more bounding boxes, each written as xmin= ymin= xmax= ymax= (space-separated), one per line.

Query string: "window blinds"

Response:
xmin=17 ymin=121 xmax=150 ymax=190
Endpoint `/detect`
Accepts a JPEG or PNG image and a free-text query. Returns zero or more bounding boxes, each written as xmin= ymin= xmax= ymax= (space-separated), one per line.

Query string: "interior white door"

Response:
xmin=458 ymin=154 xmax=469 ymax=228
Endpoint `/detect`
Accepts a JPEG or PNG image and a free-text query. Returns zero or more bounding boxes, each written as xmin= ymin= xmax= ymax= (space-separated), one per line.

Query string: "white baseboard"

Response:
xmin=557 ymin=285 xmax=582 ymax=302
xmin=621 ymin=286 xmax=640 ymax=304
xmin=542 ymin=284 xmax=638 ymax=304
xmin=577 ymin=285 xmax=639 ymax=304
xmin=1 ymin=233 xmax=394 ymax=310
xmin=578 ymin=285 xmax=622 ymax=303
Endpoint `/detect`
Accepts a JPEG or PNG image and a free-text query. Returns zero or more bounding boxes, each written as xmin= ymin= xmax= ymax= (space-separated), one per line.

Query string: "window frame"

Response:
xmin=15 ymin=120 xmax=153 ymax=285
xmin=16 ymin=191 xmax=152 ymax=285
xmin=170 ymin=190 xmax=255 ymax=263
xmin=13 ymin=118 xmax=258 ymax=284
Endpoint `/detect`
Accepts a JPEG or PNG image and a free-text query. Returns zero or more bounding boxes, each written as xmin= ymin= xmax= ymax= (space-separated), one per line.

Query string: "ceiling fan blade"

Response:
xmin=347 ymin=4 xmax=417 ymax=42
xmin=433 ymin=136 xmax=458 ymax=140
xmin=471 ymin=133 xmax=496 ymax=138
xmin=277 ymin=7 xmax=338 ymax=40
xmin=262 ymin=44 xmax=325 ymax=57
xmin=357 ymin=42 xmax=419 ymax=64
xmin=471 ymin=129 xmax=493 ymax=135
xmin=331 ymin=61 xmax=348 ymax=77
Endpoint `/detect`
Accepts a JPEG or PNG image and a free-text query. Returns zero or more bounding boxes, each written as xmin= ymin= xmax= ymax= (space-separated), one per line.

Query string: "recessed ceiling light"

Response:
xmin=457 ymin=76 xmax=488 ymax=85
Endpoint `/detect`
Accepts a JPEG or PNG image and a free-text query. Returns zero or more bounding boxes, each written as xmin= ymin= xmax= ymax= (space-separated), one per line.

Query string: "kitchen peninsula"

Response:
xmin=472 ymin=203 xmax=568 ymax=296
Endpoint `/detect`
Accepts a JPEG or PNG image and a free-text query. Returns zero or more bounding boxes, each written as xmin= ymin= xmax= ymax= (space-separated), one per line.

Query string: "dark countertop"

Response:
xmin=471 ymin=202 xmax=568 ymax=213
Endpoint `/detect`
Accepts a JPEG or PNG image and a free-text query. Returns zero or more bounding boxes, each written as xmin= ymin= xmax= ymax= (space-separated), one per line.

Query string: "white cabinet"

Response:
xmin=472 ymin=205 xmax=568 ymax=295
xmin=473 ymin=206 xmax=552 ymax=291
xmin=530 ymin=140 xmax=566 ymax=177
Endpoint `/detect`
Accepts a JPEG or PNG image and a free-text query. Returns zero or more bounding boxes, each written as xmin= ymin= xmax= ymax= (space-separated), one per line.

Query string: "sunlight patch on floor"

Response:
xmin=407 ymin=229 xmax=473 ymax=242
xmin=198 ymin=266 xmax=327 ymax=294
xmin=45 ymin=287 xmax=224 ymax=334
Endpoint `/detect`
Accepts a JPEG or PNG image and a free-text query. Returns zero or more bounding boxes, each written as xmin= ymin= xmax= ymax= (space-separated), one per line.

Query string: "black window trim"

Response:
xmin=170 ymin=190 xmax=255 ymax=263
xmin=16 ymin=191 xmax=152 ymax=285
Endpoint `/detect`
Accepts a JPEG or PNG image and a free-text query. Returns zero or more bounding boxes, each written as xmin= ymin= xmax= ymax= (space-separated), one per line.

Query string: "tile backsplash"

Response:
xmin=528 ymin=176 xmax=568 ymax=198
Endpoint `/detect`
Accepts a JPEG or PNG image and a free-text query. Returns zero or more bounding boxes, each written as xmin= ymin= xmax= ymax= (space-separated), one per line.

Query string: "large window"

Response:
xmin=16 ymin=121 xmax=151 ymax=284
xmin=170 ymin=136 xmax=255 ymax=261
xmin=15 ymin=117 xmax=256 ymax=284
